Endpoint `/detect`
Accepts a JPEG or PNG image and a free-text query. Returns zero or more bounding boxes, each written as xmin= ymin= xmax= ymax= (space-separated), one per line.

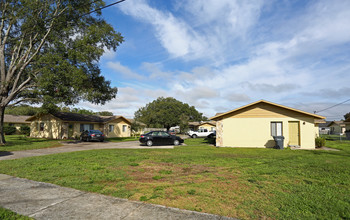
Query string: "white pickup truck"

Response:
xmin=188 ymin=128 xmax=214 ymax=138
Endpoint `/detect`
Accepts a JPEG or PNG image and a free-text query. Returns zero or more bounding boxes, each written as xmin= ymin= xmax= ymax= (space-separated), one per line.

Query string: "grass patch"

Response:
xmin=0 ymin=207 xmax=33 ymax=220
xmin=0 ymin=139 xmax=349 ymax=219
xmin=106 ymin=137 xmax=139 ymax=142
xmin=0 ymin=135 xmax=61 ymax=151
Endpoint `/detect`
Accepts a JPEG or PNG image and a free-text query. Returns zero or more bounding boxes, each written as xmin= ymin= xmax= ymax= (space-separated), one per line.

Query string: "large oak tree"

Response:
xmin=0 ymin=0 xmax=123 ymax=144
xmin=134 ymin=97 xmax=207 ymax=131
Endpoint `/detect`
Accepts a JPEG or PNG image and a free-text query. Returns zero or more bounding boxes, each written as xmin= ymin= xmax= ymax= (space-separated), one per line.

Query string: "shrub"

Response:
xmin=315 ymin=137 xmax=326 ymax=148
xmin=3 ymin=126 xmax=16 ymax=135
xmin=20 ymin=125 xmax=30 ymax=136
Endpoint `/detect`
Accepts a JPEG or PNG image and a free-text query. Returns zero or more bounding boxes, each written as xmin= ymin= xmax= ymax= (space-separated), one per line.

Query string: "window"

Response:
xmin=40 ymin=122 xmax=44 ymax=131
xmin=109 ymin=124 xmax=114 ymax=132
xmin=80 ymin=124 xmax=94 ymax=132
xmin=211 ymin=127 xmax=215 ymax=131
xmin=271 ymin=122 xmax=282 ymax=136
xmin=122 ymin=125 xmax=127 ymax=132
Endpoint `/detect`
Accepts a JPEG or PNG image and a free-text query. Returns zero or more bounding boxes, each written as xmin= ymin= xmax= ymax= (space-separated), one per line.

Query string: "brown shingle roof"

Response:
xmin=52 ymin=112 xmax=109 ymax=122
xmin=4 ymin=114 xmax=31 ymax=124
xmin=26 ymin=112 xmax=131 ymax=124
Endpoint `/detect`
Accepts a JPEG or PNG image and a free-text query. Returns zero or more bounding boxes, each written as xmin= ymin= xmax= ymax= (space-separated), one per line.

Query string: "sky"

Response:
xmin=77 ymin=0 xmax=350 ymax=121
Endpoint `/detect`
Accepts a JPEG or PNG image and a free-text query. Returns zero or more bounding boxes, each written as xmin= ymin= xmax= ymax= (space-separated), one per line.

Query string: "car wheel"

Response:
xmin=192 ymin=134 xmax=197 ymax=138
xmin=174 ymin=140 xmax=180 ymax=146
xmin=146 ymin=140 xmax=153 ymax=146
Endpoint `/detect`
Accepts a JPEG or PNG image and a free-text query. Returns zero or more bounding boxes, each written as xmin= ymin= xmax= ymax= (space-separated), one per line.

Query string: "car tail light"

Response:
xmin=140 ymin=135 xmax=144 ymax=138
xmin=91 ymin=134 xmax=96 ymax=137
xmin=102 ymin=134 xmax=104 ymax=136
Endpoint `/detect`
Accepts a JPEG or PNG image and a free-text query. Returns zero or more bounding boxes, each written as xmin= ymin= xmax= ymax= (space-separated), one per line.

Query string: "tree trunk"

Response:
xmin=0 ymin=106 xmax=6 ymax=145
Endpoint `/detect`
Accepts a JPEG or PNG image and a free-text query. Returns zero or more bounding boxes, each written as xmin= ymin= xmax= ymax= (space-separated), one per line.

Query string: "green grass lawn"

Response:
xmin=0 ymin=135 xmax=62 ymax=152
xmin=0 ymin=138 xmax=349 ymax=219
xmin=0 ymin=207 xmax=33 ymax=220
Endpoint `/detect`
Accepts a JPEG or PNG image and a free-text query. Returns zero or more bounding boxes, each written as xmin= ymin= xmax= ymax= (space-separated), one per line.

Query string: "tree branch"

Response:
xmin=3 ymin=76 xmax=32 ymax=106
xmin=7 ymin=97 xmax=40 ymax=107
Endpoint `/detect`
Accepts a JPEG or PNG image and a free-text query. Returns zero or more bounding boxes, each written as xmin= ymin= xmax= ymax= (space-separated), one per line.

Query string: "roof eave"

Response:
xmin=210 ymin=100 xmax=326 ymax=121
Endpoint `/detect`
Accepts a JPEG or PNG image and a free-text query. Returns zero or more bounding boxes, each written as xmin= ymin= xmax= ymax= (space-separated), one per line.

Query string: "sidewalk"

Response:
xmin=0 ymin=174 xmax=236 ymax=220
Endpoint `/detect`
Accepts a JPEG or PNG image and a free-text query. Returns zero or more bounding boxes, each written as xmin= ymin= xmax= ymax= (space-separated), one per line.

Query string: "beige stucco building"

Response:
xmin=26 ymin=112 xmax=131 ymax=139
xmin=188 ymin=121 xmax=216 ymax=131
xmin=210 ymin=100 xmax=325 ymax=149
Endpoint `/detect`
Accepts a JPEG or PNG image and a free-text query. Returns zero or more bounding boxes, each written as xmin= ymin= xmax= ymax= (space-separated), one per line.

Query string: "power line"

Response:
xmin=78 ymin=0 xmax=126 ymax=18
xmin=314 ymin=98 xmax=350 ymax=114
xmin=1 ymin=0 xmax=127 ymax=35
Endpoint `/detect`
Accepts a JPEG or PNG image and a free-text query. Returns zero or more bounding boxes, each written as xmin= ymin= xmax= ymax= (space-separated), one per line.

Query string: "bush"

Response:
xmin=20 ymin=125 xmax=30 ymax=136
xmin=3 ymin=126 xmax=16 ymax=135
xmin=315 ymin=137 xmax=326 ymax=148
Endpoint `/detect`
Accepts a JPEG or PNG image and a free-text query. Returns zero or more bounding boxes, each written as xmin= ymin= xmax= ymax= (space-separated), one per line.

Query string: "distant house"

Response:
xmin=210 ymin=100 xmax=325 ymax=149
xmin=328 ymin=120 xmax=347 ymax=135
xmin=188 ymin=121 xmax=216 ymax=131
xmin=26 ymin=112 xmax=131 ymax=139
xmin=4 ymin=114 xmax=31 ymax=133
xmin=128 ymin=119 xmax=147 ymax=135
xmin=318 ymin=121 xmax=332 ymax=135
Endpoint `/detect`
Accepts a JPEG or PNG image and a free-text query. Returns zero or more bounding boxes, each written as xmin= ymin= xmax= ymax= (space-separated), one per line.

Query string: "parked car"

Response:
xmin=207 ymin=130 xmax=216 ymax=139
xmin=80 ymin=130 xmax=105 ymax=142
xmin=139 ymin=131 xmax=184 ymax=146
xmin=188 ymin=128 xmax=213 ymax=138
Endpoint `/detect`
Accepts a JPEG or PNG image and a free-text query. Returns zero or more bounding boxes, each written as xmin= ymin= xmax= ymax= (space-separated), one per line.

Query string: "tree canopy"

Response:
xmin=5 ymin=105 xmax=114 ymax=117
xmin=344 ymin=112 xmax=350 ymax=120
xmin=0 ymin=0 xmax=123 ymax=144
xmin=134 ymin=97 xmax=207 ymax=131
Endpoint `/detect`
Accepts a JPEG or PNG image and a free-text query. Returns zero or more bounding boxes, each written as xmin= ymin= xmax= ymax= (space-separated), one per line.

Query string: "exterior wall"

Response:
xmin=68 ymin=122 xmax=103 ymax=139
xmin=30 ymin=115 xmax=62 ymax=139
xmin=218 ymin=117 xmax=316 ymax=149
xmin=215 ymin=103 xmax=320 ymax=149
xmin=106 ymin=118 xmax=131 ymax=137
xmin=315 ymin=124 xmax=320 ymax=137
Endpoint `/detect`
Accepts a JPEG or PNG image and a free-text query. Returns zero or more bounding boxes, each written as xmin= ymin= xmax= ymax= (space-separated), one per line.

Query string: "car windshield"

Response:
xmin=90 ymin=130 xmax=102 ymax=134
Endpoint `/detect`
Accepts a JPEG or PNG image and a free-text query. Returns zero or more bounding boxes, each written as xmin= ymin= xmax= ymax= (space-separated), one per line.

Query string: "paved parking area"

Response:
xmin=0 ymin=141 xmax=174 ymax=161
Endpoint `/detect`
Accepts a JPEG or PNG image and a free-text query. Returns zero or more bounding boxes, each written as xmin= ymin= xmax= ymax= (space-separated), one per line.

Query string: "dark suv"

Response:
xmin=80 ymin=130 xmax=105 ymax=142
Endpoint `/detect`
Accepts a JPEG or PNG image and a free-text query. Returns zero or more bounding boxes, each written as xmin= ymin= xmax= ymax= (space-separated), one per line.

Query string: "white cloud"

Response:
xmin=141 ymin=62 xmax=170 ymax=79
xmin=119 ymin=0 xmax=205 ymax=59
xmin=107 ymin=61 xmax=143 ymax=80
xmin=92 ymin=0 xmax=350 ymax=121
xmin=102 ymin=47 xmax=117 ymax=60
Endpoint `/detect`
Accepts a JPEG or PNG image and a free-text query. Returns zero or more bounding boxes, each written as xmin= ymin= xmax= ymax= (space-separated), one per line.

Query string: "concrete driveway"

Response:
xmin=0 ymin=141 xmax=174 ymax=161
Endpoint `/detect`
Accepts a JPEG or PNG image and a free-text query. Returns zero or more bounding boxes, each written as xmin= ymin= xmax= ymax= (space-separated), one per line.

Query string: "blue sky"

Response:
xmin=78 ymin=0 xmax=350 ymax=120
